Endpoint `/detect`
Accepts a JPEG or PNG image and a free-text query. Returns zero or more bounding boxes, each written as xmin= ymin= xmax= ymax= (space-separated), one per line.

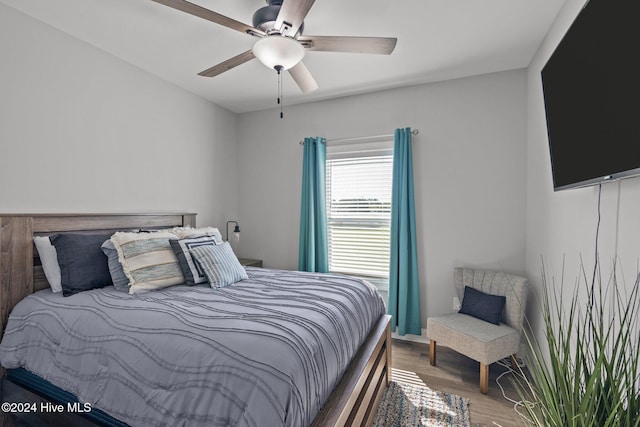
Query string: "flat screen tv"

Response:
xmin=541 ymin=0 xmax=640 ymax=191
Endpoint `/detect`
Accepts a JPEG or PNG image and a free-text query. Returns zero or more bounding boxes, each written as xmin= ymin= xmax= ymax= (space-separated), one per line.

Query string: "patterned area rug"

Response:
xmin=373 ymin=381 xmax=471 ymax=427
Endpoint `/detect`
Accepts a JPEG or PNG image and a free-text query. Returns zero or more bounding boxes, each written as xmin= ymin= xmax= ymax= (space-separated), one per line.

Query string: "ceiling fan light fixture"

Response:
xmin=252 ymin=36 xmax=305 ymax=71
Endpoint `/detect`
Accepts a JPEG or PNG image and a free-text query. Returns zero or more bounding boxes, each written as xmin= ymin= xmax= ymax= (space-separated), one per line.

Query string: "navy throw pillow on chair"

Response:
xmin=458 ymin=285 xmax=506 ymax=325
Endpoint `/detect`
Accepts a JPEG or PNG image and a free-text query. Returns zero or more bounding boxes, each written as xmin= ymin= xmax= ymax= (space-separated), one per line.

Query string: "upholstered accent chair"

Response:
xmin=427 ymin=267 xmax=528 ymax=394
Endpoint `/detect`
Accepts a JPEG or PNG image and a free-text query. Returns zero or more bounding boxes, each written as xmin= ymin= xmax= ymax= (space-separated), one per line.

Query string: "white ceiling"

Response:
xmin=1 ymin=0 xmax=565 ymax=113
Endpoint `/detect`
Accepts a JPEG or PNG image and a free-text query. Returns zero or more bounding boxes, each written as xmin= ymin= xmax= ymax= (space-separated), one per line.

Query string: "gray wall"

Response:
xmin=0 ymin=3 xmax=238 ymax=229
xmin=526 ymin=0 xmax=640 ymax=333
xmin=7 ymin=0 xmax=592 ymax=341
xmin=236 ymin=70 xmax=528 ymax=331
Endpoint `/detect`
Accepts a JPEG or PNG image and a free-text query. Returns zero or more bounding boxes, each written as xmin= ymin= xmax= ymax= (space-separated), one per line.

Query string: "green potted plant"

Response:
xmin=514 ymin=259 xmax=640 ymax=427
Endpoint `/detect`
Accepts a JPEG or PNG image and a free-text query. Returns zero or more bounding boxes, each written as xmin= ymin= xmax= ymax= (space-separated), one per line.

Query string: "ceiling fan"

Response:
xmin=151 ymin=0 xmax=398 ymax=94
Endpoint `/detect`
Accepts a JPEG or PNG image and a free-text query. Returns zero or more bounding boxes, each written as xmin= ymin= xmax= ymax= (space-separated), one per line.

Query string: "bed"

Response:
xmin=0 ymin=213 xmax=391 ymax=427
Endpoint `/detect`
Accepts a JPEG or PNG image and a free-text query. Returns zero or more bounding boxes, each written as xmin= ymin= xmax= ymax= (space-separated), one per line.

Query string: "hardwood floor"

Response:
xmin=391 ymin=339 xmax=528 ymax=427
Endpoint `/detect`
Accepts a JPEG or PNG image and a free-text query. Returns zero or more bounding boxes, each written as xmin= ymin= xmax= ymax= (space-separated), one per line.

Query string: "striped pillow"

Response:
xmin=170 ymin=235 xmax=221 ymax=285
xmin=189 ymin=242 xmax=248 ymax=288
xmin=101 ymin=239 xmax=131 ymax=292
xmin=111 ymin=231 xmax=184 ymax=294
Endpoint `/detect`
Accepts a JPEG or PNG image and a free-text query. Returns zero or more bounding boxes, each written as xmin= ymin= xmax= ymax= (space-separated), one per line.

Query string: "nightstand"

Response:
xmin=238 ymin=258 xmax=263 ymax=267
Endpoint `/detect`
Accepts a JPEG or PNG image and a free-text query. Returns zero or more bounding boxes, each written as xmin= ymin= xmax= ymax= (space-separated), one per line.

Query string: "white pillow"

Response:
xmin=33 ymin=236 xmax=62 ymax=293
xmin=171 ymin=226 xmax=223 ymax=240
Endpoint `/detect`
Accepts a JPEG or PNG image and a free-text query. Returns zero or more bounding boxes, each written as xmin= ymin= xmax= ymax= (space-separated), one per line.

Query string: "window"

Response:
xmin=326 ymin=143 xmax=393 ymax=302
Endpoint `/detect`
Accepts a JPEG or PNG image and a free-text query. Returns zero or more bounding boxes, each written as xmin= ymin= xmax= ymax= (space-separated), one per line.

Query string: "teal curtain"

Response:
xmin=388 ymin=128 xmax=421 ymax=335
xmin=298 ymin=137 xmax=329 ymax=273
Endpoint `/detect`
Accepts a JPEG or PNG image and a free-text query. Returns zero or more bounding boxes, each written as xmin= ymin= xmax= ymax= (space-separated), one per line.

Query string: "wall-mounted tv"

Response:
xmin=541 ymin=0 xmax=640 ymax=191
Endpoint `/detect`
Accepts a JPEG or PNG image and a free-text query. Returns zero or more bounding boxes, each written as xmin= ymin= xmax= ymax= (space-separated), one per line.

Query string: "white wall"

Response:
xmin=526 ymin=0 xmax=640 ymax=330
xmin=0 ymin=3 xmax=238 ymax=229
xmin=237 ymin=70 xmax=528 ymax=327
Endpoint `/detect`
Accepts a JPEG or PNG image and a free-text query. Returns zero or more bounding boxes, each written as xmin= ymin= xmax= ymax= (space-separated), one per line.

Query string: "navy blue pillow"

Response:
xmin=49 ymin=233 xmax=113 ymax=297
xmin=458 ymin=286 xmax=506 ymax=325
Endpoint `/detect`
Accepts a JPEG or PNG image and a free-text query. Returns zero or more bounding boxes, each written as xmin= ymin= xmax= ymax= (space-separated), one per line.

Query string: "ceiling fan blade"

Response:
xmin=152 ymin=0 xmax=265 ymax=37
xmin=288 ymin=61 xmax=319 ymax=93
xmin=198 ymin=50 xmax=256 ymax=78
xmin=274 ymin=0 xmax=316 ymax=37
xmin=298 ymin=35 xmax=397 ymax=54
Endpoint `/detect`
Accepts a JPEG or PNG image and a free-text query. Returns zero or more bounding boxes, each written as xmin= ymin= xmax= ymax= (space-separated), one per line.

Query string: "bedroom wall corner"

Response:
xmin=0 ymin=2 xmax=239 ymax=231
xmin=236 ymin=70 xmax=528 ymax=328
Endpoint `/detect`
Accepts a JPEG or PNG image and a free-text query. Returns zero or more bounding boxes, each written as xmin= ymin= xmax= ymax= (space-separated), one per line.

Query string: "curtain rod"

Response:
xmin=298 ymin=129 xmax=419 ymax=146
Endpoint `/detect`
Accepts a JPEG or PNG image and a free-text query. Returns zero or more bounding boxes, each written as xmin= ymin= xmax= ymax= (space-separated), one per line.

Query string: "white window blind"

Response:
xmin=326 ymin=152 xmax=393 ymax=279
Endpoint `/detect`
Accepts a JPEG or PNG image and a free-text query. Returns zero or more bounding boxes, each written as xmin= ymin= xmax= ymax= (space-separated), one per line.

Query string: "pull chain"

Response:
xmin=275 ymin=65 xmax=284 ymax=119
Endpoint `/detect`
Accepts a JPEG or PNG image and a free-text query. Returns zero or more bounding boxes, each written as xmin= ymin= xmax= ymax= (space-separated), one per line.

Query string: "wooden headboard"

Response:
xmin=0 ymin=213 xmax=196 ymax=334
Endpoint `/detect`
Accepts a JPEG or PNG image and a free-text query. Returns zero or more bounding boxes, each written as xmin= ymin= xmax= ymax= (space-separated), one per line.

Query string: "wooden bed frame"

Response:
xmin=0 ymin=213 xmax=391 ymax=427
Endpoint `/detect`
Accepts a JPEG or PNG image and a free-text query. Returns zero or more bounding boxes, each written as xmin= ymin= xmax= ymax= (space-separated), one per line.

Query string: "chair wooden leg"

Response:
xmin=480 ymin=363 xmax=489 ymax=394
xmin=429 ymin=340 xmax=436 ymax=366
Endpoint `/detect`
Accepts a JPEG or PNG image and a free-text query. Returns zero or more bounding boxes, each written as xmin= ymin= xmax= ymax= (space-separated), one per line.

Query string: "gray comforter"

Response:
xmin=0 ymin=267 xmax=385 ymax=427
